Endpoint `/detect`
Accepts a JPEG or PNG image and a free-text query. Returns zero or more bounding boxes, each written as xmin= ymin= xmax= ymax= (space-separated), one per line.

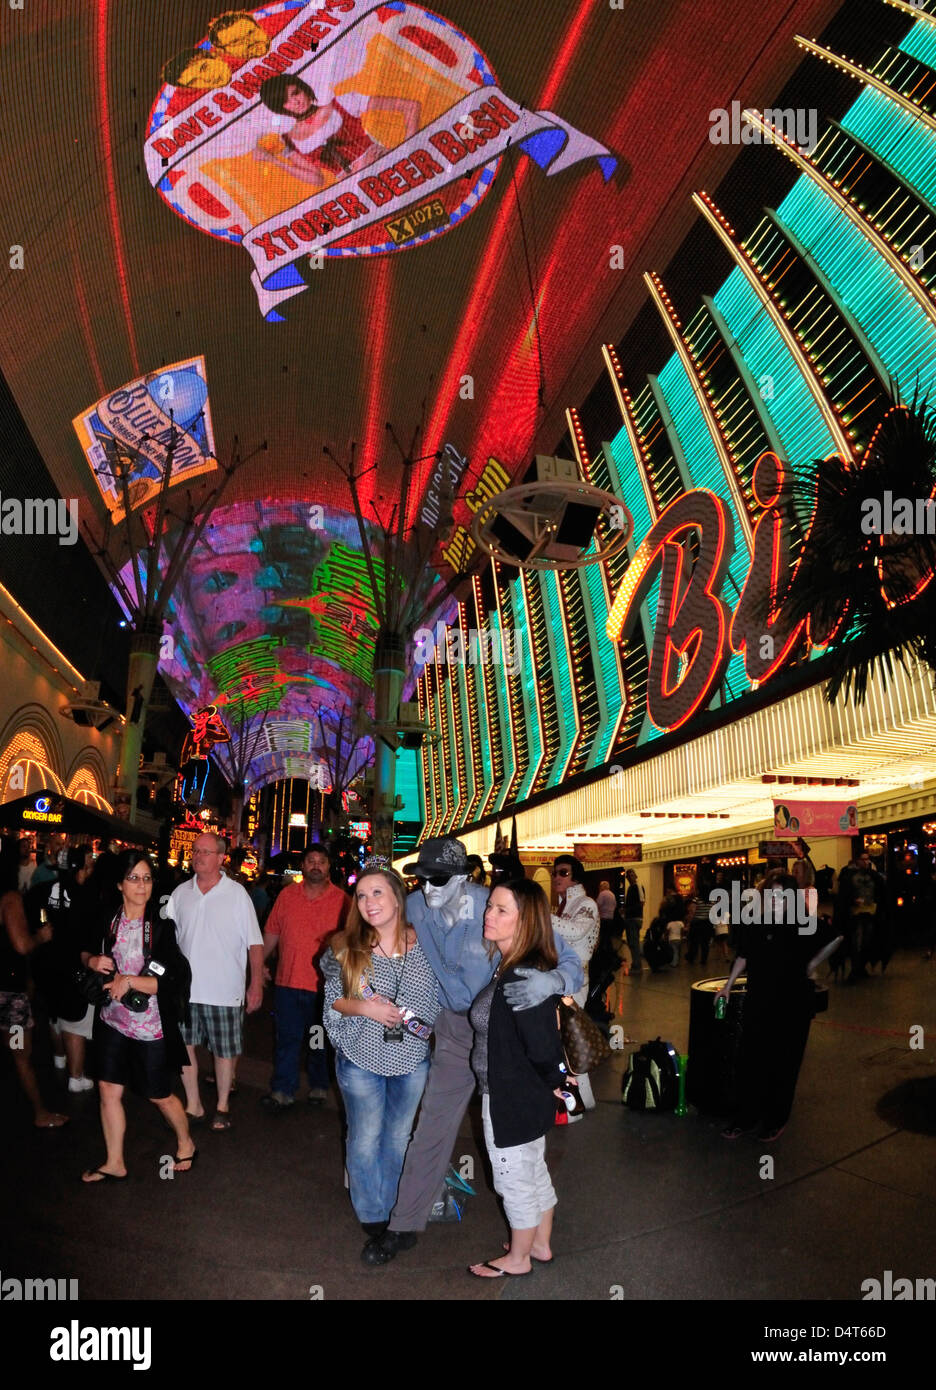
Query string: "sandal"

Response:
xmin=173 ymin=1148 xmax=199 ymax=1173
xmin=35 ymin=1114 xmax=69 ymax=1129
xmin=210 ymin=1112 xmax=232 ymax=1131
xmin=468 ymin=1259 xmax=533 ymax=1278
xmin=81 ymin=1168 xmax=127 ymax=1183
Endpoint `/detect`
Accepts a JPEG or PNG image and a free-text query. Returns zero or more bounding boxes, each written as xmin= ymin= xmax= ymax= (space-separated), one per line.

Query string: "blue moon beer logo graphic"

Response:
xmin=145 ymin=1 xmax=616 ymax=319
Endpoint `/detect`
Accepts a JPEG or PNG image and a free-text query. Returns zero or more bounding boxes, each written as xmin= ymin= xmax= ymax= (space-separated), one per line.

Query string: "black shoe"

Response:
xmin=362 ymin=1229 xmax=418 ymax=1265
xmin=361 ymin=1221 xmax=389 ymax=1238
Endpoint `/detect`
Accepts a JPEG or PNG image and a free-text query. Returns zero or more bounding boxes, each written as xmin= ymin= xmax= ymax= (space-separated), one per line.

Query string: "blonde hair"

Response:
xmin=331 ymin=869 xmax=409 ymax=999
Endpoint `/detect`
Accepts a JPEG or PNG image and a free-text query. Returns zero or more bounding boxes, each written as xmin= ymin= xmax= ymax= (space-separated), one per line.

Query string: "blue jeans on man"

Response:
xmin=272 ymin=985 xmax=329 ymax=1097
xmin=336 ymin=1053 xmax=430 ymax=1224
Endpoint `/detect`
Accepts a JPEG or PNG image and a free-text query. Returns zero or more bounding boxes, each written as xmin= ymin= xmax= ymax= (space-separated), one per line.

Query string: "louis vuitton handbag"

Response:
xmin=558 ymin=995 xmax=612 ymax=1074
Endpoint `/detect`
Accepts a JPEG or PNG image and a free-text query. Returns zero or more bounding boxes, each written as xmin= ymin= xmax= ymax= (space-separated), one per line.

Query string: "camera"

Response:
xmin=121 ymin=959 xmax=166 ymax=1012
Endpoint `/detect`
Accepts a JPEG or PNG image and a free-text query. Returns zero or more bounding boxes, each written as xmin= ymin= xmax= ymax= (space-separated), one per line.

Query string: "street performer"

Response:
xmin=364 ymin=835 xmax=583 ymax=1266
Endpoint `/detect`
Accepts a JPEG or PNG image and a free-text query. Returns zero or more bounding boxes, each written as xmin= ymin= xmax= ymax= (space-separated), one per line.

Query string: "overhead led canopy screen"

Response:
xmin=72 ymin=357 xmax=217 ymax=523
xmin=145 ymin=0 xmax=616 ymax=319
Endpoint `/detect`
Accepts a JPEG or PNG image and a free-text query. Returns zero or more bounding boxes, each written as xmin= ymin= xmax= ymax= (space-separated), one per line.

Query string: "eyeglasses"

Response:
xmin=193 ymin=848 xmax=223 ymax=856
xmin=552 ymin=868 xmax=571 ymax=877
xmin=124 ymin=875 xmax=152 ymax=884
xmin=421 ymin=874 xmax=452 ymax=887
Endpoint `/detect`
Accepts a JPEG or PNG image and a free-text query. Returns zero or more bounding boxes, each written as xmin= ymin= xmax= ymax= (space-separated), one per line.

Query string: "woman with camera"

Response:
xmin=321 ymin=860 xmax=437 ymax=1259
xmin=80 ymin=850 xmax=195 ymax=1183
xmin=468 ymin=878 xmax=567 ymax=1278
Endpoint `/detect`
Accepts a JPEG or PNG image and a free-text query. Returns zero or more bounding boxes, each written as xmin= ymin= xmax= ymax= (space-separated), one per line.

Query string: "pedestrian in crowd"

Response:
xmin=167 ymin=833 xmax=263 ymax=1132
xmin=718 ymin=870 xmax=842 ymax=1142
xmin=261 ymin=843 xmax=349 ymax=1112
xmin=322 ymin=861 xmax=438 ymax=1258
xmin=31 ymin=842 xmax=59 ymax=889
xmin=30 ymin=844 xmax=97 ymax=1092
xmin=686 ymin=893 xmax=714 ymax=966
xmin=836 ymin=852 xmax=885 ymax=982
xmin=0 ymin=837 xmax=67 ymax=1128
xmin=466 ymin=854 xmax=486 ymax=887
xmin=250 ymin=871 xmax=272 ymax=927
xmin=709 ymin=870 xmax=732 ymax=963
xmin=621 ymin=868 xmax=645 ymax=973
xmin=596 ymin=878 xmax=617 ymax=945
xmin=665 ymin=892 xmax=687 ymax=966
xmin=17 ymin=838 xmax=35 ymax=894
xmin=550 ymin=854 xmax=599 ymax=1109
xmin=642 ymin=904 xmax=670 ymax=972
xmin=468 ymin=878 xmax=566 ymax=1278
xmin=80 ymin=849 xmax=194 ymax=1181
xmin=362 ymin=836 xmax=583 ymax=1267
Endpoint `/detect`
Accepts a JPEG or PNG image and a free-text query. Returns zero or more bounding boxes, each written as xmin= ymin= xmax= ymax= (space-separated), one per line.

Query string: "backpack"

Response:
xmin=621 ymin=1038 xmax=680 ymax=1111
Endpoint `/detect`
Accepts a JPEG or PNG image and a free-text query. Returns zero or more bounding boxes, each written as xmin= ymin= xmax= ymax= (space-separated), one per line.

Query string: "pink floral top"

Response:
xmin=102 ymin=913 xmax=163 ymax=1042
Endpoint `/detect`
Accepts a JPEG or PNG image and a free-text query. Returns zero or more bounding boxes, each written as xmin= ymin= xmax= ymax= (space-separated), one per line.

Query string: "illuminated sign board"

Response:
xmin=606 ymin=453 xmax=852 ymax=732
xmin=72 ymin=357 xmax=217 ymax=523
xmin=573 ymin=843 xmax=642 ymax=863
xmin=146 ymin=1 xmax=615 ymax=320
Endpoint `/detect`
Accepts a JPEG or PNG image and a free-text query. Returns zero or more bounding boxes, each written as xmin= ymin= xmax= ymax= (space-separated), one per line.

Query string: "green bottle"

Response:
xmin=714 ymin=995 xmax=727 ymax=1020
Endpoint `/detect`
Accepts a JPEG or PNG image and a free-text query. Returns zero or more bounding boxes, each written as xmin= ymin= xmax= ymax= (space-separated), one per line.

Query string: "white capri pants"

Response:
xmin=481 ymin=1094 xmax=557 ymax=1230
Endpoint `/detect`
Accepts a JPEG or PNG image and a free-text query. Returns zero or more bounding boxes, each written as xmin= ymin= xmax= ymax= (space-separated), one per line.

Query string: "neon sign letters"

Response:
xmin=607 ymin=451 xmax=852 ymax=732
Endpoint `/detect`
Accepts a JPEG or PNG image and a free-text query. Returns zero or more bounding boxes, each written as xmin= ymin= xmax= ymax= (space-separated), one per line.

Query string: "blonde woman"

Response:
xmin=321 ymin=862 xmax=438 ymax=1260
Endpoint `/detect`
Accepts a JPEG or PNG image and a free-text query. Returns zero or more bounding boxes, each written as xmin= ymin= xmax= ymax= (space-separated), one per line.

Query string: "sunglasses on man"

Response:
xmin=552 ymin=867 xmax=572 ymax=877
xmin=419 ymin=873 xmax=453 ymax=887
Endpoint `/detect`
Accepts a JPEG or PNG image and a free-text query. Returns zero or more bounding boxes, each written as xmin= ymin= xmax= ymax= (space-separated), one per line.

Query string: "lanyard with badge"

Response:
xmin=375 ymin=941 xmax=408 ymax=1042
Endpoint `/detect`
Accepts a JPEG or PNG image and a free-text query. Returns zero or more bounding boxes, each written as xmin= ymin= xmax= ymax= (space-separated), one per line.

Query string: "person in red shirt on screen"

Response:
xmin=261 ymin=843 xmax=349 ymax=1110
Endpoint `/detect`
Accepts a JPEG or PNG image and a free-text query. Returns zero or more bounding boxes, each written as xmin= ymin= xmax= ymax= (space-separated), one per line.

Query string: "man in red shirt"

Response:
xmin=261 ymin=844 xmax=349 ymax=1111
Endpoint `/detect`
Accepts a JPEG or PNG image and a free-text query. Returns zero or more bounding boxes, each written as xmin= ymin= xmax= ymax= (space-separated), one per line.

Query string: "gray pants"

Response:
xmin=388 ymin=1008 xmax=476 ymax=1233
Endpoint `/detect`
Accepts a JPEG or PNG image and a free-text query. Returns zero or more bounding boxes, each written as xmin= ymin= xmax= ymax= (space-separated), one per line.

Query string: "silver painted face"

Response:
xmin=422 ymin=874 xmax=467 ymax=910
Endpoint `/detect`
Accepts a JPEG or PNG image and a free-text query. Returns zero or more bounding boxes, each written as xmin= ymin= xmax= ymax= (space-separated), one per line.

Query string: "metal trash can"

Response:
xmin=687 ymin=976 xmax=748 ymax=1116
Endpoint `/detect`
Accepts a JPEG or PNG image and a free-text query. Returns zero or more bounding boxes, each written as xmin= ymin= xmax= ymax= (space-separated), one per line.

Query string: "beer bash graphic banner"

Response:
xmin=72 ymin=357 xmax=217 ymax=523
xmin=145 ymin=0 xmax=617 ymax=319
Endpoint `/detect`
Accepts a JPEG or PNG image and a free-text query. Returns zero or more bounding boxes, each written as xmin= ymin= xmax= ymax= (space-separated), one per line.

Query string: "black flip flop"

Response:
xmin=81 ymin=1169 xmax=127 ymax=1184
xmin=173 ymin=1148 xmax=199 ymax=1172
xmin=468 ymin=1260 xmax=533 ymax=1278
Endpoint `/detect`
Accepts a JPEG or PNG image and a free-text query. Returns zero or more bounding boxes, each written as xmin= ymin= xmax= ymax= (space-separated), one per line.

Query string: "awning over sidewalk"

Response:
xmin=0 ymin=789 xmax=155 ymax=847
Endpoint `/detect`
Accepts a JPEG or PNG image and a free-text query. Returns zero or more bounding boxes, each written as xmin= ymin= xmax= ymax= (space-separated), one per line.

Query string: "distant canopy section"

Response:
xmin=72 ymin=356 xmax=217 ymax=523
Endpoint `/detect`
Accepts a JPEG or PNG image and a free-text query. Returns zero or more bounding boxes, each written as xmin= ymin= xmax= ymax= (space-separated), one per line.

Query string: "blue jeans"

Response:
xmin=336 ymin=1052 xmax=430 ymax=1224
xmin=272 ymin=986 xmax=329 ymax=1097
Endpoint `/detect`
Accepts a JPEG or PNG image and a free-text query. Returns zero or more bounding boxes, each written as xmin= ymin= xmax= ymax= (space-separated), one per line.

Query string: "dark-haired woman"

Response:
xmin=0 ymin=837 xmax=67 ymax=1128
xmin=322 ymin=864 xmax=438 ymax=1257
xmin=468 ymin=879 xmax=567 ymax=1278
xmin=80 ymin=851 xmax=195 ymax=1182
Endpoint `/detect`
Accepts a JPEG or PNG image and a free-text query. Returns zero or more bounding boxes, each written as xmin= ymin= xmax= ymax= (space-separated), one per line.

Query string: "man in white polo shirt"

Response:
xmin=168 ymin=833 xmax=263 ymax=1131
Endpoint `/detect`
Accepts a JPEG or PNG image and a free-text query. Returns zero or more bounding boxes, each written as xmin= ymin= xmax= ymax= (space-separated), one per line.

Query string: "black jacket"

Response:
xmin=486 ymin=961 xmax=566 ymax=1148
xmin=91 ymin=911 xmax=192 ymax=1072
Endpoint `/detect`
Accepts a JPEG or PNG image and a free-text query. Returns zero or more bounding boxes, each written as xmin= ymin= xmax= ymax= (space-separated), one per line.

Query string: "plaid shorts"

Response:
xmin=181 ymin=1003 xmax=243 ymax=1059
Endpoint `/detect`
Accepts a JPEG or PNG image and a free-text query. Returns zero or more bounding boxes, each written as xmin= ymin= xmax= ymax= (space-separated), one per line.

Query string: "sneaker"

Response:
xmin=260 ymin=1092 xmax=294 ymax=1112
xmin=307 ymin=1088 xmax=328 ymax=1106
xmin=67 ymin=1076 xmax=94 ymax=1093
